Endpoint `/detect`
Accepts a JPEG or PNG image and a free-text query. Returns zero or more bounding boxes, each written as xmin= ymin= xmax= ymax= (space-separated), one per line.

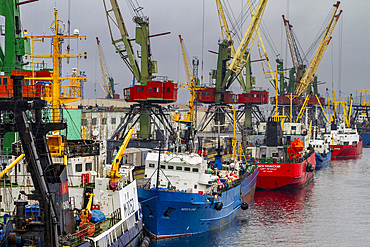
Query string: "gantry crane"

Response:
xmin=103 ymin=0 xmax=177 ymax=161
xmin=96 ymin=37 xmax=116 ymax=99
xmin=215 ymin=0 xmax=272 ymax=129
xmin=196 ymin=0 xmax=269 ymax=137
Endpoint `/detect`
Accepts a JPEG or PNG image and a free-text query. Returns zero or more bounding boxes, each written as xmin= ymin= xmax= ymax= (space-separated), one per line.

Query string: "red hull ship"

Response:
xmin=257 ymin=152 xmax=316 ymax=190
xmin=330 ymin=138 xmax=363 ymax=159
xmin=324 ymin=123 xmax=363 ymax=159
xmin=248 ymin=121 xmax=316 ymax=190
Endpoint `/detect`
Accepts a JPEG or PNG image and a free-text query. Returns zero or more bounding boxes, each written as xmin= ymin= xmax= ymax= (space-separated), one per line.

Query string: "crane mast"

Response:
xmin=96 ymin=37 xmax=115 ymax=98
xmin=282 ymin=15 xmax=304 ymax=71
xmin=295 ymin=1 xmax=342 ymax=97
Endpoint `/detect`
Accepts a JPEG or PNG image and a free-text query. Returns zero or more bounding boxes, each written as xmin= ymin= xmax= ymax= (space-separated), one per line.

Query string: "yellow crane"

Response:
xmin=108 ymin=128 xmax=134 ymax=183
xmin=222 ymin=0 xmax=268 ymax=89
xmin=216 ymin=0 xmax=271 ymax=88
xmin=174 ymin=35 xmax=204 ymax=124
xmin=295 ymin=2 xmax=342 ymax=97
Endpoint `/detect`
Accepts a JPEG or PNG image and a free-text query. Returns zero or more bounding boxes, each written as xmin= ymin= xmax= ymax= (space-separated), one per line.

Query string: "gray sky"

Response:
xmin=16 ymin=0 xmax=370 ymax=103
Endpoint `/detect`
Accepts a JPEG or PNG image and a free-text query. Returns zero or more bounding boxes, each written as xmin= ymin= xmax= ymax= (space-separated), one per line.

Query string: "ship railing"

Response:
xmin=88 ymin=218 xmax=127 ymax=247
xmin=59 ymin=227 xmax=88 ymax=246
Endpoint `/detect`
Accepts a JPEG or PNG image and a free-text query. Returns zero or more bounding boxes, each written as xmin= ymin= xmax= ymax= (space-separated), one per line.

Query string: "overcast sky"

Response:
xmin=15 ymin=0 xmax=370 ymax=104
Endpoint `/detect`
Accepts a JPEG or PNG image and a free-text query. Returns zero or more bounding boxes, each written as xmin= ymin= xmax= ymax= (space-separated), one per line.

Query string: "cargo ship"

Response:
xmin=137 ymin=150 xmax=258 ymax=239
xmin=323 ymin=122 xmax=363 ymax=159
xmin=309 ymin=139 xmax=331 ymax=170
xmin=248 ymin=121 xmax=315 ymax=190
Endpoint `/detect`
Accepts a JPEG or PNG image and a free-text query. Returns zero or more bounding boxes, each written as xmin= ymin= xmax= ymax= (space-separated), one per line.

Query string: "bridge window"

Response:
xmin=86 ymin=163 xmax=92 ymax=171
xmin=160 ymin=165 xmax=166 ymax=169
xmin=76 ymin=163 xmax=82 ymax=172
xmin=149 ymin=163 xmax=155 ymax=168
xmin=192 ymin=168 xmax=199 ymax=172
xmin=176 ymin=166 xmax=182 ymax=171
xmin=168 ymin=165 xmax=174 ymax=170
xmin=184 ymin=167 xmax=191 ymax=172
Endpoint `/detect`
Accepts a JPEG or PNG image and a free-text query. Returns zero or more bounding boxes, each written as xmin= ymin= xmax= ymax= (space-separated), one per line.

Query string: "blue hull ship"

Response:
xmin=315 ymin=151 xmax=331 ymax=170
xmin=137 ymin=152 xmax=258 ymax=239
xmin=310 ymin=139 xmax=331 ymax=170
xmin=360 ymin=132 xmax=370 ymax=147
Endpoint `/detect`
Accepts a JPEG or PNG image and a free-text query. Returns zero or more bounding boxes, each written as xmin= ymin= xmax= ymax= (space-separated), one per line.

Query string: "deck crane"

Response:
xmin=96 ymin=37 xmax=116 ymax=99
xmin=295 ymin=1 xmax=342 ymax=97
xmin=103 ymin=0 xmax=177 ymax=160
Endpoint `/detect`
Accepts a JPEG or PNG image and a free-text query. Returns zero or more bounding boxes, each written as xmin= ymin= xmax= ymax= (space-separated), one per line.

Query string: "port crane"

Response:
xmin=103 ymin=0 xmax=177 ymax=162
xmin=295 ymin=2 xmax=342 ymax=97
xmin=196 ymin=0 xmax=269 ymax=141
xmin=275 ymin=1 xmax=342 ymax=123
xmin=96 ymin=37 xmax=117 ymax=99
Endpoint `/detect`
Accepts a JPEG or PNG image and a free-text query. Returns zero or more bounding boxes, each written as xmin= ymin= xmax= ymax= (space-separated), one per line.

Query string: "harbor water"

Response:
xmin=149 ymin=148 xmax=370 ymax=246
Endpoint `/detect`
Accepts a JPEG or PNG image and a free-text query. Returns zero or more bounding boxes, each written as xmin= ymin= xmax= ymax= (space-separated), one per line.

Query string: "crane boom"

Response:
xmin=282 ymin=15 xmax=304 ymax=70
xmin=103 ymin=0 xmax=141 ymax=81
xmin=179 ymin=35 xmax=193 ymax=85
xmin=96 ymin=37 xmax=114 ymax=98
xmin=222 ymin=0 xmax=268 ymax=88
xmin=108 ymin=127 xmax=134 ymax=182
xmin=295 ymin=1 xmax=342 ymax=97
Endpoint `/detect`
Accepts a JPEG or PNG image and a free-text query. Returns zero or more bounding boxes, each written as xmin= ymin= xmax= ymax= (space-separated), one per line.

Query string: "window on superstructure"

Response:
xmin=86 ymin=163 xmax=92 ymax=171
xmin=176 ymin=166 xmax=182 ymax=171
xmin=149 ymin=163 xmax=155 ymax=168
xmin=194 ymin=184 xmax=197 ymax=189
xmin=168 ymin=165 xmax=174 ymax=170
xmin=102 ymin=118 xmax=107 ymax=125
xmin=92 ymin=118 xmax=97 ymax=125
xmin=160 ymin=165 xmax=166 ymax=169
xmin=343 ymin=142 xmax=349 ymax=145
xmin=184 ymin=167 xmax=190 ymax=172
xmin=3 ymin=78 xmax=7 ymax=85
xmin=149 ymin=87 xmax=152 ymax=93
xmin=167 ymin=87 xmax=170 ymax=93
xmin=192 ymin=168 xmax=199 ymax=172
xmin=76 ymin=163 xmax=82 ymax=172
xmin=111 ymin=118 xmax=116 ymax=124
xmin=81 ymin=119 xmax=87 ymax=126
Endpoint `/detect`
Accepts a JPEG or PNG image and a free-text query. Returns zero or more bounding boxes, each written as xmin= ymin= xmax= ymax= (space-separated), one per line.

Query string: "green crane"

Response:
xmin=0 ymin=0 xmax=36 ymax=75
